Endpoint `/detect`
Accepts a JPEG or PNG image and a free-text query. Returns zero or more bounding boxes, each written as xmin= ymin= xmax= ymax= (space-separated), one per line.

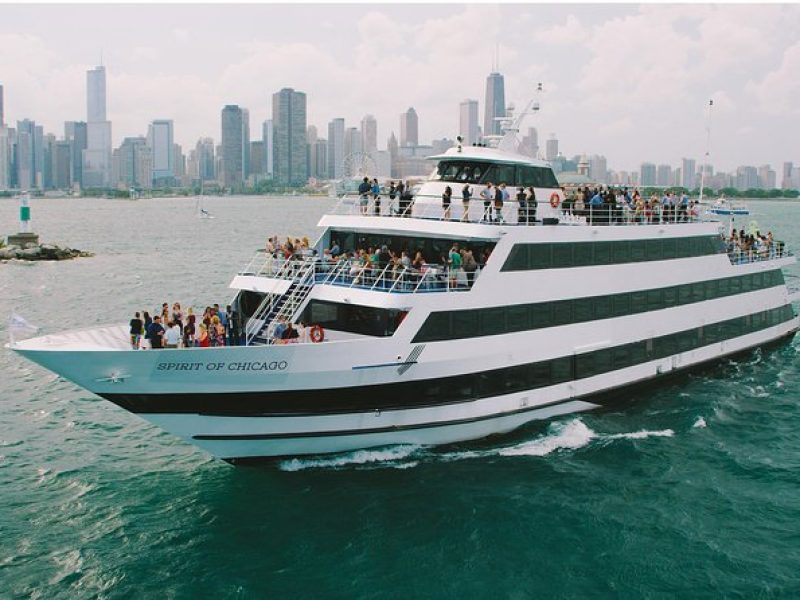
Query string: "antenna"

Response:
xmin=698 ymin=99 xmax=713 ymax=204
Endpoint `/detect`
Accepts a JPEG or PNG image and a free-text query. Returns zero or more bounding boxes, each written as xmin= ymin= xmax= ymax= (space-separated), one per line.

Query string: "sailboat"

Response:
xmin=195 ymin=179 xmax=214 ymax=219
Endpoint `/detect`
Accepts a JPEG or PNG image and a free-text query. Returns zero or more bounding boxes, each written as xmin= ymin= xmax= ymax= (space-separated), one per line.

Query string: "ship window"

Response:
xmin=504 ymin=364 xmax=530 ymax=393
xmin=575 ymin=353 xmax=599 ymax=379
xmin=482 ymin=164 xmax=516 ymax=186
xmin=663 ymin=286 xmax=678 ymax=306
xmin=691 ymin=282 xmax=705 ymax=302
xmin=613 ymin=345 xmax=631 ymax=369
xmin=507 ymin=305 xmax=529 ymax=331
xmin=646 ymin=239 xmax=662 ymax=260
xmin=504 ymin=245 xmax=529 ymax=271
xmin=573 ymin=243 xmax=593 ymax=266
xmin=730 ymin=277 xmax=742 ymax=294
xmin=629 ymin=341 xmax=648 ymax=363
xmin=647 ymin=289 xmax=663 ymax=310
xmin=529 ymin=245 xmax=552 ymax=269
xmin=593 ymin=242 xmax=613 ymax=265
xmin=612 ymin=241 xmax=628 ymax=263
xmin=452 ymin=310 xmax=479 ymax=338
xmin=630 ymin=241 xmax=646 ymax=262
xmin=613 ymin=293 xmax=631 ymax=317
xmin=552 ymin=244 xmax=572 ymax=268
xmin=573 ymin=301 xmax=592 ymax=322
xmin=550 ymin=357 xmax=573 ymax=383
xmin=300 ymin=300 xmax=406 ymax=337
xmin=530 ymin=303 xmax=552 ymax=328
xmin=718 ymin=278 xmax=730 ymax=295
xmin=551 ymin=300 xmax=572 ymax=326
xmin=529 ymin=363 xmax=551 ymax=388
xmin=741 ymin=276 xmax=752 ymax=293
xmin=631 ymin=291 xmax=647 ymax=310
xmin=594 ymin=301 xmax=612 ymax=320
xmin=662 ymin=238 xmax=678 ymax=259
xmin=480 ymin=307 xmax=506 ymax=336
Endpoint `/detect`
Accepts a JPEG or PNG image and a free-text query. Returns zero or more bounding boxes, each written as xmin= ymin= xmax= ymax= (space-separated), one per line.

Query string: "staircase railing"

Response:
xmin=262 ymin=261 xmax=317 ymax=342
xmin=244 ymin=257 xmax=317 ymax=345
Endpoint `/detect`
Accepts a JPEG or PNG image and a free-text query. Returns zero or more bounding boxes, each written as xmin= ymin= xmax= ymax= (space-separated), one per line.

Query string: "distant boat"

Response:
xmin=195 ymin=182 xmax=215 ymax=219
xmin=707 ymin=198 xmax=749 ymax=216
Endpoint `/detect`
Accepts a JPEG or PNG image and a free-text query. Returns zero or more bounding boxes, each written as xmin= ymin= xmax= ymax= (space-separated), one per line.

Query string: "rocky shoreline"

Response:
xmin=0 ymin=242 xmax=94 ymax=261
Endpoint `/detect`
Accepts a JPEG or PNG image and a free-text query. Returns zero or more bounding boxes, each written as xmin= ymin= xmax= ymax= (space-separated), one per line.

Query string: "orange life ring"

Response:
xmin=309 ymin=325 xmax=325 ymax=343
xmin=549 ymin=192 xmax=561 ymax=208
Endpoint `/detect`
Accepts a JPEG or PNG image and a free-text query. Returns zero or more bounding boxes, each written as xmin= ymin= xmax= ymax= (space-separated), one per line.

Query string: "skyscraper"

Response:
xmin=220 ymin=104 xmax=246 ymax=190
xmin=782 ymin=162 xmax=793 ymax=189
xmin=521 ymin=127 xmax=538 ymax=158
xmin=147 ymin=119 xmax=175 ymax=184
xmin=15 ymin=119 xmax=42 ymax=190
xmin=344 ymin=126 xmax=361 ymax=158
xmin=271 ymin=87 xmax=307 ymax=186
xmin=459 ymin=99 xmax=479 ymax=146
xmin=65 ymin=121 xmax=87 ymax=188
xmin=0 ymin=125 xmax=11 ymax=191
xmin=195 ymin=137 xmax=215 ymax=182
xmin=640 ymin=162 xmax=656 ymax=186
xmin=242 ymin=108 xmax=250 ymax=180
xmin=327 ymin=118 xmax=345 ymax=179
xmin=681 ymin=158 xmax=696 ymax=189
xmin=83 ymin=65 xmax=112 ymax=188
xmin=400 ymin=108 xmax=418 ymax=147
xmin=589 ymin=155 xmax=608 ymax=184
xmin=545 ymin=135 xmax=558 ymax=161
xmin=655 ymin=164 xmax=672 ymax=187
xmin=483 ymin=72 xmax=506 ymax=137
xmin=262 ymin=120 xmax=273 ymax=179
xmin=361 ymin=114 xmax=377 ymax=158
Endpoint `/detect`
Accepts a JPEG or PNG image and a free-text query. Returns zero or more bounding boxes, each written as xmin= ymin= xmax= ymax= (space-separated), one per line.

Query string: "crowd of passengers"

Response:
xmin=726 ymin=228 xmax=781 ymax=262
xmin=352 ymin=176 xmax=708 ymax=225
xmin=128 ymin=302 xmax=243 ymax=350
xmin=263 ymin=233 xmax=488 ymax=289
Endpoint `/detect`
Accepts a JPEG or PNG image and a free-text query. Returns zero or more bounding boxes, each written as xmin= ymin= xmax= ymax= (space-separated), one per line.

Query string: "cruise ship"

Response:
xmin=10 ymin=122 xmax=798 ymax=463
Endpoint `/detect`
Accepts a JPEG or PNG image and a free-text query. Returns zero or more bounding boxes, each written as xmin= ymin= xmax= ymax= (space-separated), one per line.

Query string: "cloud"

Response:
xmin=534 ymin=15 xmax=585 ymax=45
xmin=746 ymin=40 xmax=800 ymax=116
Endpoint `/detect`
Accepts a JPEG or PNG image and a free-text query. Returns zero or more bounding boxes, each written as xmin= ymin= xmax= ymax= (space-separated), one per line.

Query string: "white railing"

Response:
xmin=329 ymin=192 xmax=706 ymax=227
xmin=727 ymin=241 xmax=791 ymax=265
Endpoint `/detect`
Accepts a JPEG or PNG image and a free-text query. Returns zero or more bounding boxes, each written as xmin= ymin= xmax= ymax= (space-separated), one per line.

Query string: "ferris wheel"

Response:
xmin=342 ymin=152 xmax=377 ymax=179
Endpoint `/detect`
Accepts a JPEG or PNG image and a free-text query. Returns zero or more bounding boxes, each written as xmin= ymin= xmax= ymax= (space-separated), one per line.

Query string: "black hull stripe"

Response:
xmin=100 ymin=306 xmax=796 ymax=417
xmin=196 ymin=330 xmax=799 ymax=445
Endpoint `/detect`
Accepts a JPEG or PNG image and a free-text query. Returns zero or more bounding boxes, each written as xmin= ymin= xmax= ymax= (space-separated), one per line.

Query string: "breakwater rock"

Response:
xmin=0 ymin=243 xmax=94 ymax=261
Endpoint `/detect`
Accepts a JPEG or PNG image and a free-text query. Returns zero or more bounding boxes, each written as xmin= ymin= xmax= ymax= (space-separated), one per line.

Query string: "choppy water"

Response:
xmin=1 ymin=196 xmax=800 ymax=598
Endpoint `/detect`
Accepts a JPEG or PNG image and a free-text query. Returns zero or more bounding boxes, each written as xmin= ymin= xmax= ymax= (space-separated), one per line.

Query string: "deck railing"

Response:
xmin=727 ymin=242 xmax=791 ymax=265
xmin=240 ymin=253 xmax=480 ymax=294
xmin=329 ymin=192 xmax=705 ymax=227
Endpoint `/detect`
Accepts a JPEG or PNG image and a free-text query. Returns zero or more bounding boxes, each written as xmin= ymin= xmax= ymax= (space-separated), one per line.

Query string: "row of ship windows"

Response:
xmin=412 ymin=270 xmax=785 ymax=343
xmin=502 ymin=236 xmax=726 ymax=271
xmin=404 ymin=305 xmax=795 ymax=405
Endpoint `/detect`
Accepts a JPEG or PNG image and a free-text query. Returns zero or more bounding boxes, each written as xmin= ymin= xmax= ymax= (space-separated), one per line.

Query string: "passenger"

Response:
xmin=372 ymin=179 xmax=381 ymax=215
xmin=395 ymin=181 xmax=405 ymax=215
xmin=495 ymin=183 xmax=507 ymax=223
xmin=388 ymin=181 xmax=398 ymax=212
xmin=273 ymin=317 xmax=288 ymax=342
xmin=197 ymin=323 xmax=210 ymax=348
xmin=358 ymin=177 xmax=370 ymax=215
xmin=679 ymin=192 xmax=689 ymax=222
xmin=164 ymin=321 xmax=181 ymax=349
xmin=573 ymin=188 xmax=584 ymax=218
xmin=442 ymin=185 xmax=453 ymax=221
xmin=461 ymin=248 xmax=478 ymax=287
xmin=448 ymin=242 xmax=463 ymax=288
xmin=148 ymin=315 xmax=165 ymax=350
xmin=160 ymin=302 xmax=169 ymax=323
xmin=208 ymin=316 xmax=221 ymax=346
xmin=516 ymin=187 xmax=527 ymax=224
xmin=172 ymin=302 xmax=183 ymax=333
xmin=183 ymin=313 xmax=196 ymax=348
xmin=399 ymin=181 xmax=414 ymax=217
xmin=461 ymin=184 xmax=472 ymax=222
xmin=129 ymin=312 xmax=144 ymax=350
xmin=480 ymin=183 xmax=494 ymax=222
xmin=281 ymin=322 xmax=300 ymax=342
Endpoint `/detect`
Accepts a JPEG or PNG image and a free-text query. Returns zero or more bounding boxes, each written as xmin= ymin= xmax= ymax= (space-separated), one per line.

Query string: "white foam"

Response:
xmin=604 ymin=429 xmax=674 ymax=440
xmin=279 ymin=444 xmax=420 ymax=472
xmin=499 ymin=419 xmax=596 ymax=457
xmin=693 ymin=417 xmax=707 ymax=429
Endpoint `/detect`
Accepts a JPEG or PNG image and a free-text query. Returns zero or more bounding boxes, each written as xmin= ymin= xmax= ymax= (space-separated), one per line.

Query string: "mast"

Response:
xmin=698 ymin=99 xmax=713 ymax=204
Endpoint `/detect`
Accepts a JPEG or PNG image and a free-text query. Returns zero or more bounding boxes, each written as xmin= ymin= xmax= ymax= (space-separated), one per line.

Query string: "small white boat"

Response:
xmin=707 ymin=198 xmax=749 ymax=216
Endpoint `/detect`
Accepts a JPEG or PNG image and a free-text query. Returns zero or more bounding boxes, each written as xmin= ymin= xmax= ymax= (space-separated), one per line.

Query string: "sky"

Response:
xmin=1 ymin=3 xmax=798 ymax=173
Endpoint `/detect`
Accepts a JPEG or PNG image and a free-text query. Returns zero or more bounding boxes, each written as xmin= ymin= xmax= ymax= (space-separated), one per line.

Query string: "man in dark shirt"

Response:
xmin=129 ymin=312 xmax=144 ymax=350
xmin=148 ymin=316 xmax=165 ymax=349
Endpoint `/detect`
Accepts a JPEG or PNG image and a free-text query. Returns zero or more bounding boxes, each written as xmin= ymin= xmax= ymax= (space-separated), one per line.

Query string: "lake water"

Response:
xmin=1 ymin=196 xmax=799 ymax=597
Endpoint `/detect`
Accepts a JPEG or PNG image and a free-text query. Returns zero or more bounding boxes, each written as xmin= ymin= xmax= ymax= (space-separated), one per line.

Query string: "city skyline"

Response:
xmin=0 ymin=4 xmax=798 ymax=173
